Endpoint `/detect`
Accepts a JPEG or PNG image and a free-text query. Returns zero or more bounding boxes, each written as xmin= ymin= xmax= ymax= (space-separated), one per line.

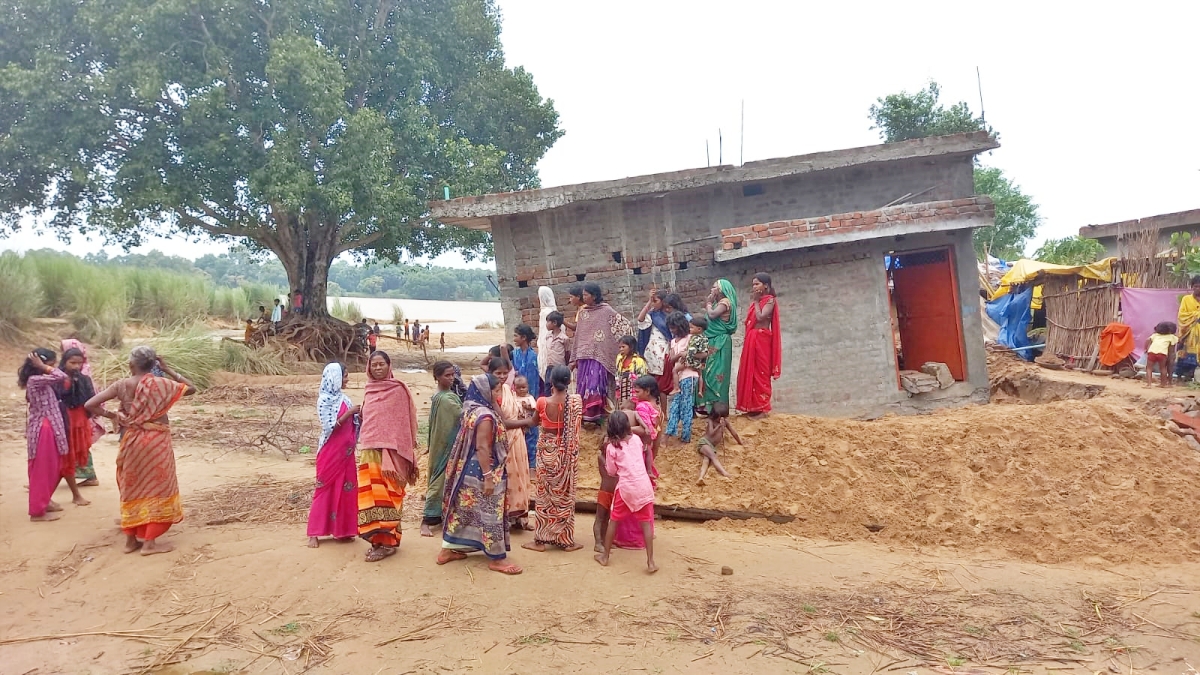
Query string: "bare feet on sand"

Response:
xmin=436 ymin=550 xmax=467 ymax=565
xmin=124 ymin=536 xmax=142 ymax=553
xmin=73 ymin=495 xmax=91 ymax=506
xmin=521 ymin=542 xmax=546 ymax=552
xmin=79 ymin=479 xmax=99 ymax=487
xmin=562 ymin=543 xmax=584 ymax=552
xmin=647 ymin=561 xmax=659 ymax=574
xmin=140 ymin=540 xmax=175 ymax=556
xmin=307 ymin=537 xmax=320 ymax=548
xmin=594 ymin=553 xmax=609 ymax=566
xmin=420 ymin=523 xmax=434 ymax=537
xmin=30 ymin=512 xmax=62 ymax=522
xmin=594 ymin=543 xmax=605 ymax=553
xmin=46 ymin=501 xmax=63 ymax=512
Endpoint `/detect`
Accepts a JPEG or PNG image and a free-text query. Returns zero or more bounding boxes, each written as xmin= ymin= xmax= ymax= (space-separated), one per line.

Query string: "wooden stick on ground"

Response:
xmin=137 ymin=603 xmax=230 ymax=675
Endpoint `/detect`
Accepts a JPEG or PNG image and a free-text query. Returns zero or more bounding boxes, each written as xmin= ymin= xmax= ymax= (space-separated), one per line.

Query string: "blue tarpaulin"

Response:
xmin=986 ymin=286 xmax=1034 ymax=360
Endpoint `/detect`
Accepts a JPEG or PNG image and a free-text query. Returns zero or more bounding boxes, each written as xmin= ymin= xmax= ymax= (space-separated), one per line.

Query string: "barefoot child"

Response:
xmin=615 ymin=335 xmax=647 ymax=409
xmin=698 ymin=402 xmax=742 ymax=484
xmin=513 ymin=374 xmax=539 ymax=471
xmin=1145 ymin=321 xmax=1178 ymax=387
xmin=667 ymin=314 xmax=709 ymax=443
xmin=595 ymin=411 xmax=657 ymax=573
xmin=631 ymin=375 xmax=662 ymax=479
xmin=593 ymin=433 xmax=619 ymax=552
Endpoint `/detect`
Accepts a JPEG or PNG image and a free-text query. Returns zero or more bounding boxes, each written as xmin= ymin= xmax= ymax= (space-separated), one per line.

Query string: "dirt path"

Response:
xmin=2 ymin=346 xmax=1200 ymax=674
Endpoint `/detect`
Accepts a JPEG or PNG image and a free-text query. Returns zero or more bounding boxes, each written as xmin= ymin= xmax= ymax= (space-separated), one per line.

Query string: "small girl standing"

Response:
xmin=667 ymin=314 xmax=709 ymax=443
xmin=614 ymin=335 xmax=647 ymax=410
xmin=1145 ymin=321 xmax=1178 ymax=388
xmin=595 ymin=411 xmax=657 ymax=573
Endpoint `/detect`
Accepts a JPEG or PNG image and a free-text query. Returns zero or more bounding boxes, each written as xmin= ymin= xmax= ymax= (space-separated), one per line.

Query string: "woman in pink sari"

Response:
xmin=307 ymin=362 xmax=361 ymax=547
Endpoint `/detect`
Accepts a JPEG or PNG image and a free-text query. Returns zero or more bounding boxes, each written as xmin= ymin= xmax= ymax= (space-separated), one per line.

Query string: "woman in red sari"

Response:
xmin=87 ymin=346 xmax=196 ymax=555
xmin=736 ymin=273 xmax=781 ymax=415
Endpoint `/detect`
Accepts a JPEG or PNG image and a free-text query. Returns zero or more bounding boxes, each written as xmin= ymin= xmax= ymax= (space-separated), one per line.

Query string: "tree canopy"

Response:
xmin=0 ymin=0 xmax=560 ymax=315
xmin=1032 ymin=236 xmax=1107 ymax=266
xmin=868 ymin=81 xmax=1039 ymax=260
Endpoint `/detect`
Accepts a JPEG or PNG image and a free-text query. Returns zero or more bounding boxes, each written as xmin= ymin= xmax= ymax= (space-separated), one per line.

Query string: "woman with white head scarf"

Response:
xmin=536 ymin=286 xmax=560 ymax=379
xmin=306 ymin=362 xmax=361 ymax=548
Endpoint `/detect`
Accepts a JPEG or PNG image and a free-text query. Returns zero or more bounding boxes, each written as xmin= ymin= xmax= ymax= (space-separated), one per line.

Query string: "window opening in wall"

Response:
xmin=885 ymin=247 xmax=966 ymax=386
xmin=517 ymin=280 xmax=528 ymax=288
xmin=742 ymin=184 xmax=764 ymax=197
xmin=678 ymin=261 xmax=688 ymax=270
xmin=633 ymin=267 xmax=644 ymax=275
xmin=611 ymin=251 xmax=623 ymax=264
xmin=575 ymin=273 xmax=586 ymax=281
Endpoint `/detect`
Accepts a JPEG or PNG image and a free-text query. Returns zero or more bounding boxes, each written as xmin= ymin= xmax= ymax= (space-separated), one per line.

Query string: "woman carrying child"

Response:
xmin=487 ymin=357 xmax=536 ymax=531
xmin=594 ymin=411 xmax=657 ymax=573
xmin=524 ymin=365 xmax=584 ymax=552
xmin=698 ymin=279 xmax=739 ymax=410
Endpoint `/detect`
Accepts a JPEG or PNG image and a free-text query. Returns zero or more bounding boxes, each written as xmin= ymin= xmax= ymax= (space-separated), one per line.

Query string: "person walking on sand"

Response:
xmin=22 ymin=349 xmax=87 ymax=521
xmin=421 ymin=362 xmax=462 ymax=537
xmin=307 ymin=363 xmax=361 ymax=548
xmin=86 ymin=346 xmax=195 ymax=554
xmin=594 ymin=411 xmax=657 ymax=573
xmin=438 ymin=373 xmax=523 ymax=575
xmin=356 ymin=351 xmax=420 ymax=562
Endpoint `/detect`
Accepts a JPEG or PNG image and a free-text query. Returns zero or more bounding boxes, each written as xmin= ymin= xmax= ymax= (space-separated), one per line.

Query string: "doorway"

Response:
xmin=888 ymin=248 xmax=967 ymax=381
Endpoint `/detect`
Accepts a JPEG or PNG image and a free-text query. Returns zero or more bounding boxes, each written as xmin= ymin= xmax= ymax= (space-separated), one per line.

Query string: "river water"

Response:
xmin=326 ymin=297 xmax=502 ymax=333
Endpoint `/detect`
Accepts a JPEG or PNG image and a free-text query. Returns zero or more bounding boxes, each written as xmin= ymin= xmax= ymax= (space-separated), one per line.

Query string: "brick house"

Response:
xmin=430 ymin=132 xmax=998 ymax=417
xmin=1078 ymin=208 xmax=1200 ymax=259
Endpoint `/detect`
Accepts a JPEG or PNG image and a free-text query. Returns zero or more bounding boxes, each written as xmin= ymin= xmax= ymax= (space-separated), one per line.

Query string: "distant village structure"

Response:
xmin=1079 ymin=208 xmax=1200 ymax=259
xmin=431 ymin=132 xmax=999 ymax=417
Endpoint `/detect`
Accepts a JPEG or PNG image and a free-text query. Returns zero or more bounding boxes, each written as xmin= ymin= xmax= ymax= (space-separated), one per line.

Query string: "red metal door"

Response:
xmin=891 ymin=249 xmax=966 ymax=381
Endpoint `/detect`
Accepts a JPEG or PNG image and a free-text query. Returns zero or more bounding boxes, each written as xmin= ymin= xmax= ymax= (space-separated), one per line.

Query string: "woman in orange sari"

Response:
xmin=87 ymin=346 xmax=195 ymax=555
xmin=736 ymin=273 xmax=781 ymax=415
xmin=357 ymin=351 xmax=420 ymax=562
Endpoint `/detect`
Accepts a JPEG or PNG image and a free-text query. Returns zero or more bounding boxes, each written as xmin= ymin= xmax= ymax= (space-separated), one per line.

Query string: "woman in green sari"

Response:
xmin=698 ymin=279 xmax=739 ymax=410
xmin=420 ymin=362 xmax=463 ymax=537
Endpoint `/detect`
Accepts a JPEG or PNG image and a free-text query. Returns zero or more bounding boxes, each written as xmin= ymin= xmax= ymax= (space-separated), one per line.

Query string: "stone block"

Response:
xmin=920 ymin=362 xmax=955 ymax=389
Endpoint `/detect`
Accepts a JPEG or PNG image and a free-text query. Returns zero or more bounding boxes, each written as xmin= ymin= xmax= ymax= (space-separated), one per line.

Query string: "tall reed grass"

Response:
xmin=3 ymin=251 xmax=283 ymax=346
xmin=93 ymin=327 xmax=290 ymax=389
xmin=391 ymin=304 xmax=406 ymax=325
xmin=0 ymin=252 xmax=43 ymax=341
xmin=330 ymin=298 xmax=364 ymax=323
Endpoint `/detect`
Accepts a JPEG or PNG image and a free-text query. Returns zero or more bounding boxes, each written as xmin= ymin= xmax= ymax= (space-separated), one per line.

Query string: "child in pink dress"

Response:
xmin=594 ymin=411 xmax=657 ymax=574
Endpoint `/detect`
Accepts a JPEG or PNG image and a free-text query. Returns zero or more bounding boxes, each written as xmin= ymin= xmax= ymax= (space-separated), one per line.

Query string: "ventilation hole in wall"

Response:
xmin=611 ymin=251 xmax=623 ymax=264
xmin=633 ymin=267 xmax=644 ymax=275
xmin=732 ymin=241 xmax=743 ymax=250
xmin=742 ymin=183 xmax=764 ymax=197
xmin=677 ymin=261 xmax=689 ymax=270
xmin=575 ymin=273 xmax=586 ymax=281
xmin=517 ymin=280 xmax=528 ymax=288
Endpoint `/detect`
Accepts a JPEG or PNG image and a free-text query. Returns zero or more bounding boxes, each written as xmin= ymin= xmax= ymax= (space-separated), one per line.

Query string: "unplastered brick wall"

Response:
xmin=710 ymin=228 xmax=989 ymax=417
xmin=719 ymin=198 xmax=994 ymax=253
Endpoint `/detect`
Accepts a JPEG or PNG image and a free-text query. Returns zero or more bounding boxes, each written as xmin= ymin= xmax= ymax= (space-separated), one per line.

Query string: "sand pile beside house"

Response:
xmin=579 ymin=399 xmax=1200 ymax=563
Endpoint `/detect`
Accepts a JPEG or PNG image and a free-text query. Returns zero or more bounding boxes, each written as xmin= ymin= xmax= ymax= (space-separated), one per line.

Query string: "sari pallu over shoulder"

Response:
xmin=117 ymin=376 xmax=189 ymax=530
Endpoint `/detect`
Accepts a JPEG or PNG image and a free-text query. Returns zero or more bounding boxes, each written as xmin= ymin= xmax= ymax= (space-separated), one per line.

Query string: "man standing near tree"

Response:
xmin=271 ymin=299 xmax=283 ymax=326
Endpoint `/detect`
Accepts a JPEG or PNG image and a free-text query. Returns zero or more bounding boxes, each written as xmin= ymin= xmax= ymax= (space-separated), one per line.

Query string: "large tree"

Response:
xmin=0 ymin=0 xmax=561 ymax=318
xmin=868 ymin=81 xmax=1039 ymax=260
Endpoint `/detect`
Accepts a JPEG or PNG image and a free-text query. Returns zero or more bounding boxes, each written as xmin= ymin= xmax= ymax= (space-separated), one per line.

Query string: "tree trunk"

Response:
xmin=270 ymin=211 xmax=340 ymax=320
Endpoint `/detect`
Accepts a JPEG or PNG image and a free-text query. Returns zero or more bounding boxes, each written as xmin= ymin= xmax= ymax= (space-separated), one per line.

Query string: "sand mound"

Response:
xmin=582 ymin=399 xmax=1200 ymax=563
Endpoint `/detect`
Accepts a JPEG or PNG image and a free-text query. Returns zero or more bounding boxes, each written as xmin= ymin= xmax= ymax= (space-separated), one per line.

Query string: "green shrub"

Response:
xmin=94 ymin=327 xmax=290 ymax=389
xmin=124 ymin=268 xmax=210 ymax=326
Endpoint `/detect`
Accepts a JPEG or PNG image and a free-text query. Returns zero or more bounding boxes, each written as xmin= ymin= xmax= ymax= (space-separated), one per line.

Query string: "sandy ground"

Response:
xmin=2 ymin=343 xmax=1200 ymax=674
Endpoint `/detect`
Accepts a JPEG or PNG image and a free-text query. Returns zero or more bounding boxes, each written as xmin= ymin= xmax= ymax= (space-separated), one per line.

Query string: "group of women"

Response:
xmin=565 ymin=274 xmax=781 ymax=418
xmin=303 ymin=271 xmax=780 ymax=575
xmin=21 ymin=341 xmax=197 ymax=556
xmin=306 ymin=351 xmax=583 ymax=574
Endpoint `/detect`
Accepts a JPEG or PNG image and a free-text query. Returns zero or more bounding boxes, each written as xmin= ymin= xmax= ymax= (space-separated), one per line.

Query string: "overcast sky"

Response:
xmin=5 ymin=0 xmax=1198 ymax=267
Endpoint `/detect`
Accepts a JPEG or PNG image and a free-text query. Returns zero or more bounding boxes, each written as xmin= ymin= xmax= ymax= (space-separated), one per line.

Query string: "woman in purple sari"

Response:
xmin=569 ymin=284 xmax=632 ymax=425
xmin=307 ymin=362 xmax=361 ymax=547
